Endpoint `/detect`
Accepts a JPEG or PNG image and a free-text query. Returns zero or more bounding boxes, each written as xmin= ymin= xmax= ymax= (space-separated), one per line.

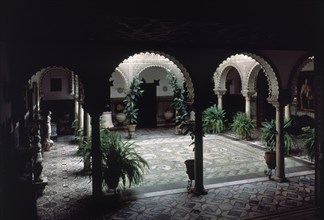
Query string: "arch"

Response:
xmin=36 ymin=66 xmax=76 ymax=98
xmin=114 ymin=51 xmax=194 ymax=105
xmin=244 ymin=53 xmax=279 ymax=104
xmin=214 ymin=62 xmax=242 ymax=93
xmin=246 ymin=63 xmax=262 ymax=94
xmin=214 ymin=53 xmax=280 ymax=105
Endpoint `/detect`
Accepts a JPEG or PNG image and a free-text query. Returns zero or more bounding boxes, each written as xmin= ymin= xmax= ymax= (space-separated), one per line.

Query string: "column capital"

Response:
xmin=241 ymin=90 xmax=256 ymax=98
xmin=213 ymin=89 xmax=227 ymax=96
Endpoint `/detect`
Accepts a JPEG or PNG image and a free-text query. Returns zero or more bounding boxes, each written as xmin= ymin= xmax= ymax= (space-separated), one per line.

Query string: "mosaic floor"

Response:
xmin=37 ymin=127 xmax=319 ymax=219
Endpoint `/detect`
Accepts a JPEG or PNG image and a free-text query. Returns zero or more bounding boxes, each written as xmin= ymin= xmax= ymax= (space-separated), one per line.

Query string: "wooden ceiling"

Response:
xmin=6 ymin=0 xmax=323 ymax=50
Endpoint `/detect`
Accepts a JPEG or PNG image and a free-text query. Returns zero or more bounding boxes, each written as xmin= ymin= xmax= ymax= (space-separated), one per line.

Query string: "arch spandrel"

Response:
xmin=114 ymin=51 xmax=194 ymax=105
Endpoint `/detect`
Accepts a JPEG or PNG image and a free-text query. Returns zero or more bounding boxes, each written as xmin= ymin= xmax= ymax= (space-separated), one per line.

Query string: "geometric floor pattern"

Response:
xmin=37 ymin=127 xmax=319 ymax=219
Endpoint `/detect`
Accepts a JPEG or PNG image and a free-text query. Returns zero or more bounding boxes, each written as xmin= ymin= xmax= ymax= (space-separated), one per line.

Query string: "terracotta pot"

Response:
xmin=264 ymin=151 xmax=276 ymax=169
xmin=127 ymin=124 xmax=137 ymax=138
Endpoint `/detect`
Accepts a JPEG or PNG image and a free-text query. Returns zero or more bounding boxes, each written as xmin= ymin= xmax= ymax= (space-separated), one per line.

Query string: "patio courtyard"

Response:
xmin=37 ymin=127 xmax=317 ymax=219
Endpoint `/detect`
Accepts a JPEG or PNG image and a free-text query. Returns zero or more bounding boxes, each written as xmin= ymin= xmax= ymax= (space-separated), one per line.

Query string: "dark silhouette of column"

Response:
xmin=90 ymin=111 xmax=102 ymax=198
xmin=194 ymin=107 xmax=207 ymax=195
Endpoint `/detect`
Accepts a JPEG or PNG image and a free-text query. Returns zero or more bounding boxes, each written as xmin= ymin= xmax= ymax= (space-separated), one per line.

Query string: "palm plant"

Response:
xmin=230 ymin=112 xmax=256 ymax=140
xmin=101 ymin=129 xmax=149 ymax=190
xmin=260 ymin=118 xmax=294 ymax=154
xmin=202 ymin=104 xmax=226 ymax=134
xmin=301 ymin=127 xmax=315 ymax=161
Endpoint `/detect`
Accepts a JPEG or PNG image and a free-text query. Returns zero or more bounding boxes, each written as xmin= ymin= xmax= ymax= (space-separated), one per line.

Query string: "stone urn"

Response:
xmin=164 ymin=110 xmax=174 ymax=121
xmin=116 ymin=113 xmax=126 ymax=124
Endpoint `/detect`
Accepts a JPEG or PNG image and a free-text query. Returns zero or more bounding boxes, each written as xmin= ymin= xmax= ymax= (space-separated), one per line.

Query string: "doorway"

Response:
xmin=137 ymin=82 xmax=157 ymax=128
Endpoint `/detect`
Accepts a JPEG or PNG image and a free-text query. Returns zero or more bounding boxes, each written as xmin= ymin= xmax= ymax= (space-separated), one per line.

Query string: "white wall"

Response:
xmin=41 ymin=68 xmax=74 ymax=100
xmin=110 ymin=66 xmax=174 ymax=98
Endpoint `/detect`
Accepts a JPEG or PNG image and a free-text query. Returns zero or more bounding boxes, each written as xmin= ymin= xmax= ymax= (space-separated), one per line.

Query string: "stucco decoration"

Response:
xmin=290 ymin=56 xmax=314 ymax=99
xmin=214 ymin=53 xmax=279 ymax=105
xmin=245 ymin=53 xmax=280 ymax=105
xmin=114 ymin=51 xmax=194 ymax=105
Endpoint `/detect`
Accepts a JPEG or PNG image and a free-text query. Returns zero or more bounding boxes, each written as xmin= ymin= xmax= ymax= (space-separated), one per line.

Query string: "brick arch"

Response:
xmin=114 ymin=51 xmax=194 ymax=105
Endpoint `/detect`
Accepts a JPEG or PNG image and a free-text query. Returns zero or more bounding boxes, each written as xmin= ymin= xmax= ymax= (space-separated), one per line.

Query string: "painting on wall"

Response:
xmin=298 ymin=71 xmax=314 ymax=111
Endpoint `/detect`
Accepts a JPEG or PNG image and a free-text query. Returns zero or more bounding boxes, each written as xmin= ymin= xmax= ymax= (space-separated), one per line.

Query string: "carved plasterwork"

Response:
xmin=114 ymin=51 xmax=194 ymax=105
xmin=213 ymin=53 xmax=279 ymax=106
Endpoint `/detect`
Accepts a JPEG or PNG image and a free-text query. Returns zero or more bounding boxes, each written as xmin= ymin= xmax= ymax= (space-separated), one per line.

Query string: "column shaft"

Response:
xmin=245 ymin=96 xmax=251 ymax=118
xmin=194 ymin=108 xmax=206 ymax=194
xmin=275 ymin=106 xmax=285 ymax=181
xmin=91 ymin=113 xmax=102 ymax=197
xmin=284 ymin=104 xmax=291 ymax=120
xmin=217 ymin=95 xmax=223 ymax=109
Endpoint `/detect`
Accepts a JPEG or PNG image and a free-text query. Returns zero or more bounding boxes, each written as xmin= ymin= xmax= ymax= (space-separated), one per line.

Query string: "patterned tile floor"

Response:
xmin=37 ymin=127 xmax=319 ymax=219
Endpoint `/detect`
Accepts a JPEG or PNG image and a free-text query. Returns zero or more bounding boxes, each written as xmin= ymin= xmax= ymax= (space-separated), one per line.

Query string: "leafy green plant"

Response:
xmin=301 ymin=127 xmax=315 ymax=161
xmin=202 ymin=104 xmax=226 ymax=134
xmin=166 ymin=70 xmax=188 ymax=125
xmin=260 ymin=118 xmax=294 ymax=154
xmin=230 ymin=112 xmax=256 ymax=140
xmin=123 ymin=76 xmax=143 ymax=125
xmin=101 ymin=129 xmax=149 ymax=189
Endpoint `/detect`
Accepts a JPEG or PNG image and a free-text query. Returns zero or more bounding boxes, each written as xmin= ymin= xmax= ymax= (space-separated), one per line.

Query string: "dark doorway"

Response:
xmin=137 ymin=82 xmax=157 ymax=128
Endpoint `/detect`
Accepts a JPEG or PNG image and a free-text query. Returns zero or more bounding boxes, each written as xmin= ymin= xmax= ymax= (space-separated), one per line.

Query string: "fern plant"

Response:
xmin=301 ymin=127 xmax=315 ymax=161
xmin=101 ymin=129 xmax=149 ymax=189
xmin=230 ymin=112 xmax=256 ymax=140
xmin=202 ymin=104 xmax=226 ymax=134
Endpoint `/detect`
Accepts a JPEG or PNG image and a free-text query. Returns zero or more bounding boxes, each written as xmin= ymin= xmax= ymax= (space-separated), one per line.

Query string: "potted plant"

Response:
xmin=301 ymin=126 xmax=315 ymax=162
xmin=230 ymin=112 xmax=256 ymax=140
xmin=123 ymin=76 xmax=143 ymax=138
xmin=100 ymin=129 xmax=148 ymax=192
xmin=261 ymin=118 xmax=295 ymax=156
xmin=166 ymin=70 xmax=188 ymax=134
xmin=260 ymin=118 xmax=294 ymax=178
xmin=202 ymin=104 xmax=227 ymax=134
xmin=179 ymin=118 xmax=196 ymax=191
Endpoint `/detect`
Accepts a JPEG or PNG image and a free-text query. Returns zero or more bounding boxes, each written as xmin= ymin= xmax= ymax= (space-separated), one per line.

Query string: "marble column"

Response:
xmin=245 ymin=95 xmax=251 ymax=118
xmin=275 ymin=105 xmax=286 ymax=182
xmin=74 ymin=99 xmax=79 ymax=125
xmin=78 ymin=103 xmax=84 ymax=129
xmin=217 ymin=94 xmax=223 ymax=109
xmin=284 ymin=104 xmax=291 ymax=120
xmin=83 ymin=112 xmax=90 ymax=138
xmin=194 ymin=107 xmax=207 ymax=194
xmin=214 ymin=90 xmax=226 ymax=109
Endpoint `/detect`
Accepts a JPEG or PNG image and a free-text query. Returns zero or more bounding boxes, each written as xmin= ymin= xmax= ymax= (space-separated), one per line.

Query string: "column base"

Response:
xmin=271 ymin=175 xmax=287 ymax=183
xmin=192 ymin=187 xmax=208 ymax=195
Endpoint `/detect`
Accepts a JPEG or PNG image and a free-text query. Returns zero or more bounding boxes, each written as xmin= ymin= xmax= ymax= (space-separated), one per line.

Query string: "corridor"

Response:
xmin=37 ymin=127 xmax=317 ymax=219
